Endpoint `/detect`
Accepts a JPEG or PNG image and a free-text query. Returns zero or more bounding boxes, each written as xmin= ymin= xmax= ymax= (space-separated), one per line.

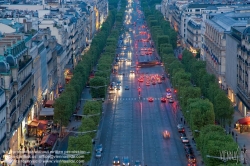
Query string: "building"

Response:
xmin=225 ymin=25 xmax=242 ymax=107
xmin=186 ymin=17 xmax=202 ymax=54
xmin=0 ymin=88 xmax=6 ymax=156
xmin=204 ymin=13 xmax=250 ymax=91
xmin=0 ymin=33 xmax=34 ymax=155
xmin=234 ymin=23 xmax=250 ymax=116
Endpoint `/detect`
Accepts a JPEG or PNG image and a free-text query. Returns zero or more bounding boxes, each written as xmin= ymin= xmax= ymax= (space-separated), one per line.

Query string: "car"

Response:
xmin=138 ymin=78 xmax=143 ymax=82
xmin=169 ymin=98 xmax=174 ymax=103
xmin=161 ymin=97 xmax=166 ymax=102
xmin=95 ymin=151 xmax=101 ymax=158
xmin=146 ymin=82 xmax=150 ymax=86
xmin=125 ymin=86 xmax=129 ymax=90
xmin=162 ymin=130 xmax=170 ymax=138
xmin=166 ymin=94 xmax=171 ymax=99
xmin=177 ymin=124 xmax=185 ymax=132
xmin=166 ymin=88 xmax=171 ymax=92
xmin=181 ymin=137 xmax=189 ymax=143
xmin=134 ymin=160 xmax=141 ymax=166
xmin=116 ymin=86 xmax=121 ymax=90
xmin=180 ymin=133 xmax=187 ymax=139
xmin=184 ymin=142 xmax=192 ymax=148
xmin=113 ymin=156 xmax=120 ymax=165
xmin=117 ymin=80 xmax=121 ymax=85
xmin=95 ymin=144 xmax=103 ymax=152
xmin=185 ymin=146 xmax=193 ymax=154
xmin=130 ymin=70 xmax=135 ymax=73
xmin=188 ymin=155 xmax=196 ymax=163
xmin=186 ymin=150 xmax=194 ymax=158
xmin=148 ymin=97 xmax=154 ymax=102
xmin=127 ymin=59 xmax=132 ymax=62
xmin=152 ymin=82 xmax=156 ymax=85
xmin=161 ymin=76 xmax=165 ymax=80
xmin=122 ymin=157 xmax=130 ymax=166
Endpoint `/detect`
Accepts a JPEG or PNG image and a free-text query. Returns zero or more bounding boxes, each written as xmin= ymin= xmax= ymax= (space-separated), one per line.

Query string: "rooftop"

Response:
xmin=0 ymin=19 xmax=23 ymax=32
xmin=207 ymin=13 xmax=249 ymax=32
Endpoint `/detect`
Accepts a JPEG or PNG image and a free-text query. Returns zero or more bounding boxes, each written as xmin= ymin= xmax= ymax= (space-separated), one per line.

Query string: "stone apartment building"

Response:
xmin=204 ymin=13 xmax=250 ymax=91
xmin=226 ymin=22 xmax=250 ymax=116
xmin=0 ymin=33 xmax=34 ymax=154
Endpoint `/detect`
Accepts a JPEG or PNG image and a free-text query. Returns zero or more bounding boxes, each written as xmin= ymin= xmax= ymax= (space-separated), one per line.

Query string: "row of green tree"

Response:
xmin=141 ymin=1 xmax=239 ymax=166
xmin=59 ymin=101 xmax=102 ymax=166
xmin=89 ymin=2 xmax=126 ymax=98
xmin=53 ymin=7 xmax=119 ymax=127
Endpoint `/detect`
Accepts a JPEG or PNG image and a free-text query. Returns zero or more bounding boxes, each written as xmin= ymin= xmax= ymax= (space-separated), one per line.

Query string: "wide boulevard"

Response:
xmin=92 ymin=0 xmax=188 ymax=165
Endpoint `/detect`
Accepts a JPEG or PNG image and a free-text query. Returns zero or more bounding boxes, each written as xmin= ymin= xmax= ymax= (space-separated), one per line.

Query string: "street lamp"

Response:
xmin=241 ymin=144 xmax=247 ymax=164
xmin=219 ymin=80 xmax=222 ymax=88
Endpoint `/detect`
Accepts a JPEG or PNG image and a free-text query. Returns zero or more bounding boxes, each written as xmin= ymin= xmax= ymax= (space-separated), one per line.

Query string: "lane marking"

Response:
xmin=140 ymin=101 xmax=144 ymax=165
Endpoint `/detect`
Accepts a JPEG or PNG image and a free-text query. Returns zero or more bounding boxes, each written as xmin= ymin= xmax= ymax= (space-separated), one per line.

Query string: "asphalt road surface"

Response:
xmin=92 ymin=0 xmax=188 ymax=165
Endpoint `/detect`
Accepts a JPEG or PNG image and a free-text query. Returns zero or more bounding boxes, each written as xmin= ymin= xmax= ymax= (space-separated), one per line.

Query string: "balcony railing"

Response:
xmin=21 ymin=72 xmax=32 ymax=86
xmin=0 ymin=134 xmax=6 ymax=145
xmin=11 ymin=121 xmax=15 ymax=129
xmin=0 ymin=101 xmax=6 ymax=111
xmin=18 ymin=57 xmax=32 ymax=72
xmin=10 ymin=105 xmax=17 ymax=117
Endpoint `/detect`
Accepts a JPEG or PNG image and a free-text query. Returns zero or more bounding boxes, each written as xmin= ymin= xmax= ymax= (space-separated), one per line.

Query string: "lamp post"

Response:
xmin=241 ymin=144 xmax=247 ymax=164
xmin=219 ymin=80 xmax=222 ymax=88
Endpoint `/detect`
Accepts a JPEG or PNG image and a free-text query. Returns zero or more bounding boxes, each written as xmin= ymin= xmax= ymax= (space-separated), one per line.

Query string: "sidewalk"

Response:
xmin=175 ymin=108 xmax=204 ymax=166
xmin=10 ymin=88 xmax=92 ymax=166
xmin=229 ymin=109 xmax=250 ymax=165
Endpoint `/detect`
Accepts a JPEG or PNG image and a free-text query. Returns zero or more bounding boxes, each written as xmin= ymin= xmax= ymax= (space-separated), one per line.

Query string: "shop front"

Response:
xmin=237 ymin=93 xmax=250 ymax=117
xmin=235 ymin=117 xmax=250 ymax=133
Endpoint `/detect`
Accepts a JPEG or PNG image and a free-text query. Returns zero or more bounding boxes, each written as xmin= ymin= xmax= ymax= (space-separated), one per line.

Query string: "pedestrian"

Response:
xmin=232 ymin=131 xmax=234 ymax=137
xmin=181 ymin=117 xmax=183 ymax=122
xmin=184 ymin=120 xmax=185 ymax=125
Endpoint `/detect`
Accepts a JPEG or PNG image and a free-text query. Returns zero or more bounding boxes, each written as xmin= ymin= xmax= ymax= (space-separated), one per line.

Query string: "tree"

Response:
xmin=214 ymin=91 xmax=234 ymax=126
xmin=188 ymin=99 xmax=215 ymax=133
xmin=89 ymin=77 xmax=106 ymax=98
xmin=53 ymin=94 xmax=71 ymax=126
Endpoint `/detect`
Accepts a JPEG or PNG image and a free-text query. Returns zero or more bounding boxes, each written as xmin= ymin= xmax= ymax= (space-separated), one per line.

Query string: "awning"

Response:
xmin=238 ymin=117 xmax=250 ymax=125
xmin=4 ymin=155 xmax=13 ymax=165
xmin=45 ymin=100 xmax=54 ymax=107
xmin=40 ymin=108 xmax=54 ymax=116
xmin=37 ymin=120 xmax=48 ymax=130
xmin=40 ymin=133 xmax=58 ymax=146
xmin=28 ymin=120 xmax=39 ymax=127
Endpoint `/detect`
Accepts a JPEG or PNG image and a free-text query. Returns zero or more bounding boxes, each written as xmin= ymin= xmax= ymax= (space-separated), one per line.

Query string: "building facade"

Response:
xmin=0 ymin=33 xmax=34 ymax=154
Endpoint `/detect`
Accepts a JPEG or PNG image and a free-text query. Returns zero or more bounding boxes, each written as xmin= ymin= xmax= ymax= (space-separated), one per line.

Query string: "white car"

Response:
xmin=181 ymin=137 xmax=189 ymax=143
xmin=95 ymin=151 xmax=101 ymax=158
xmin=166 ymin=94 xmax=171 ymax=99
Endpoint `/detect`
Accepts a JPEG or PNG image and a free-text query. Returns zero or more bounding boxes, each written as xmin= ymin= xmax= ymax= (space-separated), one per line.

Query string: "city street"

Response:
xmin=92 ymin=0 xmax=188 ymax=165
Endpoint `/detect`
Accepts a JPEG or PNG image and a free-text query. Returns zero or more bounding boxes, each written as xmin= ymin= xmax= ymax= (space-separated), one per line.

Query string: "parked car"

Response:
xmin=181 ymin=137 xmax=189 ymax=143
xmin=177 ymin=124 xmax=185 ymax=133
xmin=180 ymin=133 xmax=187 ymax=139
xmin=188 ymin=155 xmax=196 ymax=163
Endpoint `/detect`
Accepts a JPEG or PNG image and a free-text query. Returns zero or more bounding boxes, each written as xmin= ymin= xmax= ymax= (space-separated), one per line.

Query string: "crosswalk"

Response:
xmin=115 ymin=74 xmax=134 ymax=77
xmin=108 ymin=97 xmax=165 ymax=101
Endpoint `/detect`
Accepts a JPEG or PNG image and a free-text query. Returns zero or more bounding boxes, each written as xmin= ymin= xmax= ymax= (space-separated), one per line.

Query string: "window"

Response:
xmin=1 ymin=78 xmax=4 ymax=88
